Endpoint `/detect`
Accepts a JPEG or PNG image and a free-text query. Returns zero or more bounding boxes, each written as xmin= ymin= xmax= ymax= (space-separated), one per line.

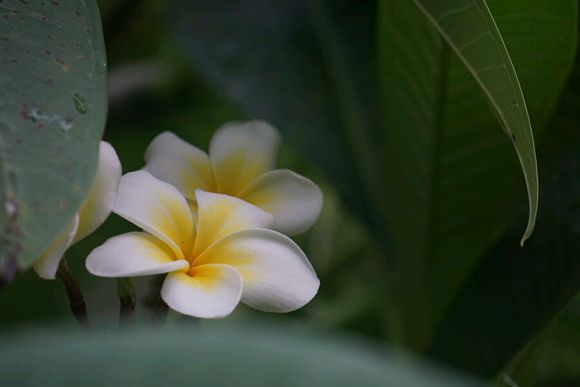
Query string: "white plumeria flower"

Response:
xmin=33 ymin=141 xmax=122 ymax=279
xmin=143 ymin=120 xmax=323 ymax=236
xmin=86 ymin=171 xmax=320 ymax=318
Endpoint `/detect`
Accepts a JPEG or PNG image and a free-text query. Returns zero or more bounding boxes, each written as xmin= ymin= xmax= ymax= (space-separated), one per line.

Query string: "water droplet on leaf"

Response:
xmin=73 ymin=94 xmax=87 ymax=114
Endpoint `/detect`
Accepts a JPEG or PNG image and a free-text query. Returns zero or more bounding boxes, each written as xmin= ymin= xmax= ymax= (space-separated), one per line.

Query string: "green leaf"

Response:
xmin=0 ymin=324 xmax=480 ymax=386
xmin=378 ymin=0 xmax=576 ymax=346
xmin=412 ymin=0 xmax=538 ymax=246
xmin=427 ymin=38 xmax=580 ymax=377
xmin=531 ymin=295 xmax=580 ymax=384
xmin=0 ymin=0 xmax=107 ymax=278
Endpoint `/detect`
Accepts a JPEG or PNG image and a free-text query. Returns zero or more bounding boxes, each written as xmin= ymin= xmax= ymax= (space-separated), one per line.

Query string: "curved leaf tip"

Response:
xmin=412 ymin=0 xmax=539 ymax=245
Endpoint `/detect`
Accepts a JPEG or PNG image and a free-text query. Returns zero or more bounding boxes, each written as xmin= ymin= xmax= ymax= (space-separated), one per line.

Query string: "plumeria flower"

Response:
xmin=143 ymin=120 xmax=323 ymax=236
xmin=33 ymin=141 xmax=122 ymax=279
xmin=86 ymin=171 xmax=320 ymax=318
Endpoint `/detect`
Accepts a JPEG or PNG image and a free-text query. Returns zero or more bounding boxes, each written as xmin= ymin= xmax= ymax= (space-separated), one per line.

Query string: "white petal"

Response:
xmin=195 ymin=229 xmax=320 ymax=313
xmin=161 ymin=264 xmax=242 ymax=318
xmin=144 ymin=131 xmax=215 ymax=200
xmin=113 ymin=171 xmax=195 ymax=258
xmin=240 ymin=169 xmax=323 ymax=235
xmin=209 ymin=120 xmax=281 ymax=195
xmin=33 ymin=215 xmax=79 ymax=280
xmin=74 ymin=141 xmax=122 ymax=244
xmin=86 ymin=231 xmax=189 ymax=277
xmin=193 ymin=190 xmax=274 ymax=257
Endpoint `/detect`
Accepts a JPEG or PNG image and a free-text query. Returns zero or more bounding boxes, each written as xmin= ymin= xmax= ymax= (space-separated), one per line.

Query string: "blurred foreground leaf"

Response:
xmin=0 ymin=324 xmax=479 ymax=387
xmin=0 ymin=1 xmax=107 ymax=278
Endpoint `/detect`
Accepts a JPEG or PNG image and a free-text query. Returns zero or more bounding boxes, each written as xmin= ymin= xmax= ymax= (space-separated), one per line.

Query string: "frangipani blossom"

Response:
xmin=33 ymin=141 xmax=122 ymax=280
xmin=86 ymin=171 xmax=320 ymax=318
xmin=144 ymin=120 xmax=323 ymax=236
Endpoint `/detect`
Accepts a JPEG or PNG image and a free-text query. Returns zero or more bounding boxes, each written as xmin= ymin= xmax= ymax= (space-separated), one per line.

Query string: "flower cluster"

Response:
xmin=37 ymin=121 xmax=322 ymax=319
xmin=143 ymin=120 xmax=322 ymax=236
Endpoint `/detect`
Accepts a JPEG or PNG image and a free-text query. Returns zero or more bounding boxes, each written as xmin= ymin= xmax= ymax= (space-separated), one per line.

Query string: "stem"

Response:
xmin=57 ymin=258 xmax=90 ymax=331
xmin=117 ymin=277 xmax=136 ymax=327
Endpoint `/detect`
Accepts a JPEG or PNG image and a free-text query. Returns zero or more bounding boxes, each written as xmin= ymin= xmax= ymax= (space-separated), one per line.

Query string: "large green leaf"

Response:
xmin=0 ymin=324 xmax=480 ymax=386
xmin=427 ymin=35 xmax=580 ymax=377
xmin=412 ymin=0 xmax=538 ymax=246
xmin=0 ymin=0 xmax=107 ymax=279
xmin=378 ymin=0 xmax=576 ymax=346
